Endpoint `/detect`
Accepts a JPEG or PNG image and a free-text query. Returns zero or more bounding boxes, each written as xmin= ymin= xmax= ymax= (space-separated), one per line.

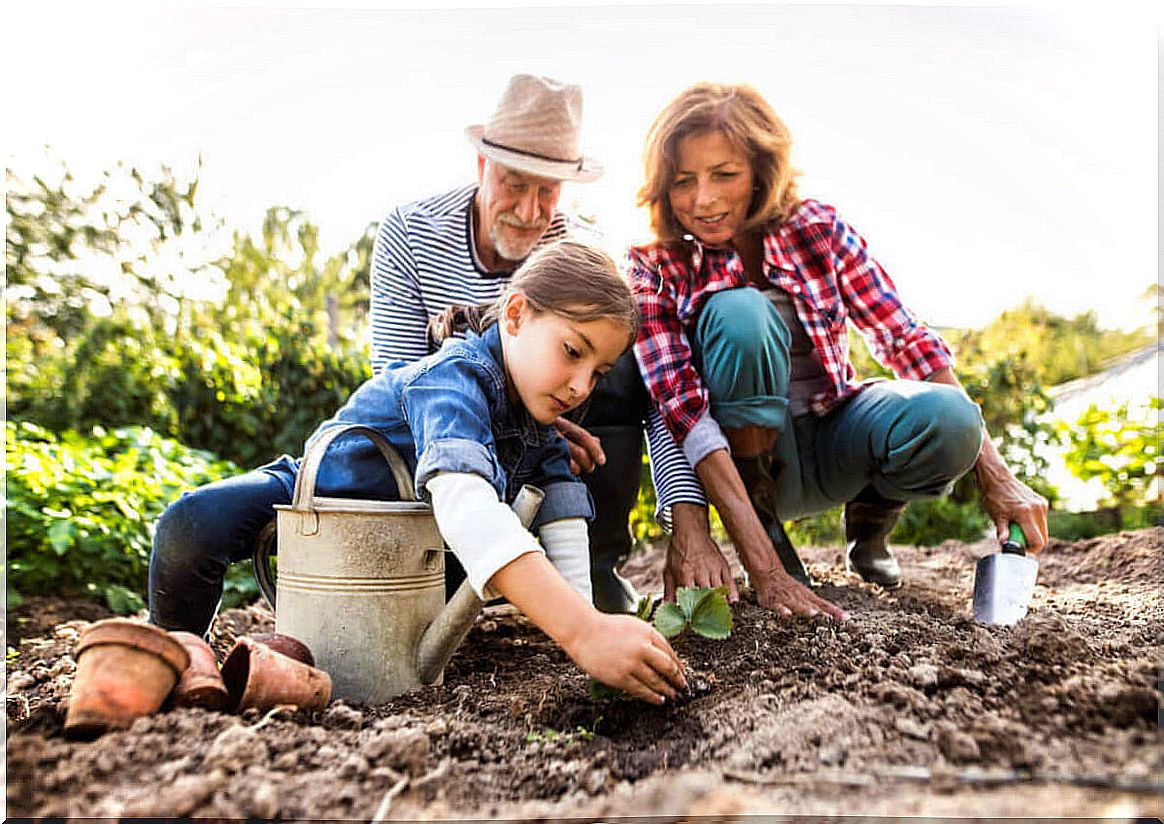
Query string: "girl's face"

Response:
xmin=501 ymin=295 xmax=628 ymax=424
xmin=668 ymin=130 xmax=755 ymax=247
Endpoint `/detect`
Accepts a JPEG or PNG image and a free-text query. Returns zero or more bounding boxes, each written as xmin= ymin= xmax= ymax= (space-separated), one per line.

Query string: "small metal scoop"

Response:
xmin=972 ymin=523 xmax=1038 ymax=626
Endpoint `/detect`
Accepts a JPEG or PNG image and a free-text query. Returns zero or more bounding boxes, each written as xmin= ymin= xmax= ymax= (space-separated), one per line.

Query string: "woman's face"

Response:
xmin=667 ymin=130 xmax=755 ymax=247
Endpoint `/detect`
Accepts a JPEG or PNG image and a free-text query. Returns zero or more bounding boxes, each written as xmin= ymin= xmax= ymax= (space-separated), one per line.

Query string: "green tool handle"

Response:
xmin=1001 ymin=522 xmax=1027 ymax=554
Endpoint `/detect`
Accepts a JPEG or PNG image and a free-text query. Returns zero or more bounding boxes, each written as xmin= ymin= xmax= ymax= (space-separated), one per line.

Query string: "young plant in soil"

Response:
xmin=588 ymin=586 xmax=732 ymax=702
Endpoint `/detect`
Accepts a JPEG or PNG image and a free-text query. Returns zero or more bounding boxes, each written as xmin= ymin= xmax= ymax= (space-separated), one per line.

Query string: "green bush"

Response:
xmin=5 ymin=421 xmax=241 ymax=613
xmin=9 ymin=314 xmax=371 ymax=470
xmin=891 ymin=497 xmax=991 ymax=546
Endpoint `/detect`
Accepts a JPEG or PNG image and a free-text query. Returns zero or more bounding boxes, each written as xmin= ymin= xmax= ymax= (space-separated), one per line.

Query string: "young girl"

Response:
xmin=149 ymin=240 xmax=687 ymax=705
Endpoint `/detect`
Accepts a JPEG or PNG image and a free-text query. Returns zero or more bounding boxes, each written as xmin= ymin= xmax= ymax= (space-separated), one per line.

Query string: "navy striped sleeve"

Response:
xmin=645 ymin=406 xmax=708 ymax=531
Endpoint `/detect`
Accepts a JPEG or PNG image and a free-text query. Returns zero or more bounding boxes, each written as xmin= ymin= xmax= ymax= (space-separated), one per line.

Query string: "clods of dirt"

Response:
xmin=6 ymin=528 xmax=1162 ymax=819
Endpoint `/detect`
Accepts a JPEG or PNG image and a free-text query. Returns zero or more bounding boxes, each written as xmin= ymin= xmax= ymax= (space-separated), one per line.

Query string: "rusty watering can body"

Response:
xmin=256 ymin=424 xmax=541 ymax=703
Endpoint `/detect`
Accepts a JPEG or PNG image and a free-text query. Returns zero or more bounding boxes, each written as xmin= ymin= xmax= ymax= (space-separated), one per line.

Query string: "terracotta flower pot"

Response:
xmin=251 ymin=633 xmax=315 ymax=667
xmin=221 ymin=637 xmax=331 ymax=714
xmin=64 ymin=619 xmax=190 ymax=739
xmin=170 ymin=631 xmax=229 ymax=710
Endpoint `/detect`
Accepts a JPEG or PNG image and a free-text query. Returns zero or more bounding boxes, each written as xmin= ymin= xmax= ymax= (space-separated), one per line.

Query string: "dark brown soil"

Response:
xmin=6 ymin=528 xmax=1162 ymax=819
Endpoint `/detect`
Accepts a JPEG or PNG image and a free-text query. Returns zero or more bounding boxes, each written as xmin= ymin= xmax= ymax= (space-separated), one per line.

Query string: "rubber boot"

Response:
xmin=733 ymin=453 xmax=813 ymax=587
xmin=583 ymin=426 xmax=643 ymax=613
xmin=844 ymin=488 xmax=906 ymax=588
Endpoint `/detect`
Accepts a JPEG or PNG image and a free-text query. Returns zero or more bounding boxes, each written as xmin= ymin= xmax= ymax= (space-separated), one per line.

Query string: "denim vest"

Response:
xmin=293 ymin=323 xmax=593 ymax=529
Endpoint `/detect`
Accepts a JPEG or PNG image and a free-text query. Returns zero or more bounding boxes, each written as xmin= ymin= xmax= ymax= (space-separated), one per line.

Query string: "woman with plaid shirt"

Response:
xmin=629 ymin=83 xmax=1049 ymax=619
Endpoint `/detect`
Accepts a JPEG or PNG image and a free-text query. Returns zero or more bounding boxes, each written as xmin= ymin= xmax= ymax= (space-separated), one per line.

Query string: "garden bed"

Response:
xmin=7 ymin=528 xmax=1161 ymax=819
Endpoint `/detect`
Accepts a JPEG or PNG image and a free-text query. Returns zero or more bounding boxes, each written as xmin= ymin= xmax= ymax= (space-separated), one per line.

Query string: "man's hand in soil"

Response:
xmin=565 ymin=613 xmax=689 ymax=705
xmin=553 ymin=417 xmax=605 ymax=475
xmin=751 ymin=566 xmax=849 ymax=621
xmin=666 ymin=503 xmax=740 ymax=604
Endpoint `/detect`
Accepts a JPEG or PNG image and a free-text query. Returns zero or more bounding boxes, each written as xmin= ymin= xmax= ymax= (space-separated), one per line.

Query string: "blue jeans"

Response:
xmin=693 ymin=288 xmax=983 ymax=519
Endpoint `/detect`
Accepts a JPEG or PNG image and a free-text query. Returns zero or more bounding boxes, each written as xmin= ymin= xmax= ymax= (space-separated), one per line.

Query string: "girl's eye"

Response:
xmin=714 ymin=171 xmax=738 ymax=179
xmin=672 ymin=177 xmax=694 ymax=189
xmin=564 ymin=343 xmax=581 ymax=359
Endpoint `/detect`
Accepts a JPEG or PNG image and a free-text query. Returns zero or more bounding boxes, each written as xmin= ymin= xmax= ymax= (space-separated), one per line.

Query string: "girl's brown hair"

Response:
xmin=428 ymin=239 xmax=639 ymax=350
xmin=637 ymin=82 xmax=802 ymax=244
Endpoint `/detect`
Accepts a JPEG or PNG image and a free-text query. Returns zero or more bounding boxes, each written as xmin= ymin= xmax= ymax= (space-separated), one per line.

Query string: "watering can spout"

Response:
xmin=415 ymin=485 xmax=545 ymax=686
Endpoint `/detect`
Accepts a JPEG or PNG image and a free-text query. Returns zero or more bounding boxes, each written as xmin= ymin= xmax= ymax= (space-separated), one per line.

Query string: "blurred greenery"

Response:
xmin=4 ymin=421 xmax=241 ymax=613
xmin=6 ymin=154 xmax=1158 ymax=614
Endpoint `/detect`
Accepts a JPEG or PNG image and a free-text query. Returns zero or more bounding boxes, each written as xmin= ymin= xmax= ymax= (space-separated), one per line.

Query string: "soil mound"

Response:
xmin=7 ymin=528 xmax=1161 ymax=818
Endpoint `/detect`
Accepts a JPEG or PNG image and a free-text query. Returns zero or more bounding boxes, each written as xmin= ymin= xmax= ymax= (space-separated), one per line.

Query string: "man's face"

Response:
xmin=476 ymin=158 xmax=563 ymax=264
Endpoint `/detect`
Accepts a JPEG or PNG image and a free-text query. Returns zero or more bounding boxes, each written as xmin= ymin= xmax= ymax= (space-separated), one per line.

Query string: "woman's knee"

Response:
xmin=697 ymin=288 xmax=790 ymax=361
xmin=909 ymin=386 xmax=984 ymax=477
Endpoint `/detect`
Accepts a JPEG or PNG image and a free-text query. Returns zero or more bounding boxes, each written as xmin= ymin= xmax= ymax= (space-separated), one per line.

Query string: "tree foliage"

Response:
xmin=1060 ymin=399 xmax=1162 ymax=511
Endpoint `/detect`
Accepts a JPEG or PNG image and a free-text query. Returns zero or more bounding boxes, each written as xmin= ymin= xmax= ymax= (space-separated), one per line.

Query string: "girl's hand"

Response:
xmin=563 ymin=613 xmax=688 ymax=705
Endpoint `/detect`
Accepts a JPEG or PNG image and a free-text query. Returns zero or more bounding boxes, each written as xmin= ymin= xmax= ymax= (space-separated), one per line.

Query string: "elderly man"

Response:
xmin=147 ymin=75 xmax=653 ymax=635
xmin=368 ymin=74 xmax=651 ymax=613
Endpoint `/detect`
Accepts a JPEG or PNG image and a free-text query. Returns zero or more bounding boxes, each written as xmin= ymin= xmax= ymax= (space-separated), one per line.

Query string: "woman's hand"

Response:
xmin=750 ymin=566 xmax=849 ymax=620
xmin=977 ymin=461 xmax=1050 ymax=553
xmin=563 ymin=613 xmax=689 ymax=705
xmin=553 ymin=416 xmax=605 ymax=475
xmin=924 ymin=367 xmax=1050 ymax=553
xmin=666 ymin=503 xmax=740 ymax=603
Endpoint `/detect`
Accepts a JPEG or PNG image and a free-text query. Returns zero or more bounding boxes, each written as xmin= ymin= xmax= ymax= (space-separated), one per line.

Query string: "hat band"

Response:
xmin=481 ymin=137 xmax=584 ymax=172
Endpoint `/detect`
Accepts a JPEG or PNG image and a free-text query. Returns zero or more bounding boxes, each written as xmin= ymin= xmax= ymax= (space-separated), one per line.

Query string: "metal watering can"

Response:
xmin=253 ymin=424 xmax=543 ymax=703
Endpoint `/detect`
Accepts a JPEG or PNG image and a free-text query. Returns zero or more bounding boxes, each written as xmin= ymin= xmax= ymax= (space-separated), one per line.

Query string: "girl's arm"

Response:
xmin=428 ymin=471 xmax=687 ymax=703
xmin=489 ymin=552 xmax=688 ymax=705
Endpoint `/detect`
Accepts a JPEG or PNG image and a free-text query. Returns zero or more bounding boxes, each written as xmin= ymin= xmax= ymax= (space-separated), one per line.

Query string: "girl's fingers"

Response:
xmin=644 ymin=641 xmax=687 ymax=690
xmin=632 ymin=662 xmax=677 ymax=701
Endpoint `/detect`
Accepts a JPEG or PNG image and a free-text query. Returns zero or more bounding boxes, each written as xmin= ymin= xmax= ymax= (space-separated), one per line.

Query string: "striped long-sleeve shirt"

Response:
xmin=369 ymin=184 xmax=574 ymax=371
xmin=629 ymin=199 xmax=955 ymax=527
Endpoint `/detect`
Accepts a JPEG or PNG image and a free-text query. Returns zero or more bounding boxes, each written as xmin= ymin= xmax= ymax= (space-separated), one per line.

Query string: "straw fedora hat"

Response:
xmin=466 ymin=74 xmax=603 ymax=183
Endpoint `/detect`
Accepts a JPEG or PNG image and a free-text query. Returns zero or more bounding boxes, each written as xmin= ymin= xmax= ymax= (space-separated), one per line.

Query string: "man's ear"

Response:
xmin=477 ymin=154 xmax=487 ymax=183
xmin=502 ymin=292 xmax=528 ymax=335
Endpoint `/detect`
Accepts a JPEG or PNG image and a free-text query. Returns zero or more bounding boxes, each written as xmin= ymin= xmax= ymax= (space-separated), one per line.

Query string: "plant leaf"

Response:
xmin=634 ymin=594 xmax=655 ymax=622
xmin=689 ymin=586 xmax=733 ymax=640
xmin=47 ymin=520 xmax=76 ymax=555
xmin=653 ymin=601 xmax=687 ymax=639
xmin=677 ymin=587 xmax=702 ymax=621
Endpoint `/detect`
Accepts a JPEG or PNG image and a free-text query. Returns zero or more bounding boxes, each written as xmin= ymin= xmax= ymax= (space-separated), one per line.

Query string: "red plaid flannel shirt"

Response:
xmin=629 ymin=199 xmax=955 ymax=445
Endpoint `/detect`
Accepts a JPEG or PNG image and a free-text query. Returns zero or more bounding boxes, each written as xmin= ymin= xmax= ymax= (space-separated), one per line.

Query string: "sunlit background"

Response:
xmin=7 ymin=2 xmax=1158 ymax=333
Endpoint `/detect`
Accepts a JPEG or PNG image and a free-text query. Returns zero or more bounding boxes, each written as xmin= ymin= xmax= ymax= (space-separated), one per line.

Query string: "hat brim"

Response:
xmin=465 ymin=125 xmax=603 ymax=183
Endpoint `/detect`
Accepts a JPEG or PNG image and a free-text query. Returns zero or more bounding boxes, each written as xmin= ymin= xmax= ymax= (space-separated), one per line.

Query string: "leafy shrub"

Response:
xmin=9 ymin=314 xmax=371 ymax=470
xmin=891 ymin=497 xmax=991 ymax=546
xmin=1060 ymin=399 xmax=1162 ymax=511
xmin=5 ymin=421 xmax=241 ymax=613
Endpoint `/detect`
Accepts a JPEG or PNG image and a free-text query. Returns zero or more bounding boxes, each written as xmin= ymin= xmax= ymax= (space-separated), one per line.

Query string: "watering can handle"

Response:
xmin=252 ymin=425 xmax=418 ymax=611
xmin=291 ymin=424 xmax=418 ymax=509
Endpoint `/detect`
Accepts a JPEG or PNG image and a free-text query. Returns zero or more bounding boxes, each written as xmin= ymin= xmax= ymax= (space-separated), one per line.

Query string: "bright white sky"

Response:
xmin=5 ymin=1 xmax=1160 ymax=332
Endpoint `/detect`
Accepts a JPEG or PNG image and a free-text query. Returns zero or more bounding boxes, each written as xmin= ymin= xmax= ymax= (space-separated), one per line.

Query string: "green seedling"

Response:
xmin=652 ymin=585 xmax=733 ymax=640
xmin=588 ymin=586 xmax=732 ymax=702
xmin=524 ymin=715 xmax=602 ymax=746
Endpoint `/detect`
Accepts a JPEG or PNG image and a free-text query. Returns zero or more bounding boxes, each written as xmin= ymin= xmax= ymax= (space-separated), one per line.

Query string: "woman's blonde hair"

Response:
xmin=638 ymin=82 xmax=802 ymax=244
xmin=428 ymin=239 xmax=639 ymax=350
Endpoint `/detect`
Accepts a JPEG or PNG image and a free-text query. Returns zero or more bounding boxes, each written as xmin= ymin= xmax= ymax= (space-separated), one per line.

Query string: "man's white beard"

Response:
xmin=490 ymin=217 xmax=546 ymax=263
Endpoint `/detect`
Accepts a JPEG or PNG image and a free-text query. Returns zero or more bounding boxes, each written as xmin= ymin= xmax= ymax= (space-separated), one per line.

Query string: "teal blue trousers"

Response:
xmin=693 ymin=288 xmax=983 ymax=520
